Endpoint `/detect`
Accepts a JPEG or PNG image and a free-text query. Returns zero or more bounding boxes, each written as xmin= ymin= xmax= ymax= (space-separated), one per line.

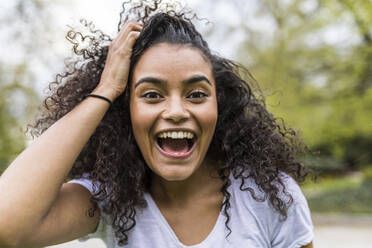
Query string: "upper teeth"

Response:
xmin=158 ymin=131 xmax=194 ymax=139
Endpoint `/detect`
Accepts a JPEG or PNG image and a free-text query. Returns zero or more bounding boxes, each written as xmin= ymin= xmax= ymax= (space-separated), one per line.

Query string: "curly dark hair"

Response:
xmin=27 ymin=0 xmax=313 ymax=246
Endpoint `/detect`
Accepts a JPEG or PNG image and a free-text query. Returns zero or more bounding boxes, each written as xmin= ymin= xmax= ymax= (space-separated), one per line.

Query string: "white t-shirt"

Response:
xmin=68 ymin=173 xmax=313 ymax=248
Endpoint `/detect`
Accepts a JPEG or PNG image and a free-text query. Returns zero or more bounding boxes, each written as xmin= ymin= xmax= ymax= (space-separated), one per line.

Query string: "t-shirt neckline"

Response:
xmin=144 ymin=192 xmax=226 ymax=248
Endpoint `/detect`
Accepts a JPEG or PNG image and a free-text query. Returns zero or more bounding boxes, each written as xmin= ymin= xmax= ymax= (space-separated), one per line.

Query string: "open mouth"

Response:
xmin=155 ymin=131 xmax=197 ymax=158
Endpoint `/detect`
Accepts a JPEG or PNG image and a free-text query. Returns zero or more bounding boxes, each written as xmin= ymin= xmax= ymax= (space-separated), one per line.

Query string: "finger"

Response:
xmin=119 ymin=20 xmax=143 ymax=31
xmin=117 ymin=31 xmax=141 ymax=54
xmin=119 ymin=21 xmax=143 ymax=36
xmin=116 ymin=21 xmax=143 ymax=44
xmin=113 ymin=25 xmax=142 ymax=50
xmin=110 ymin=25 xmax=141 ymax=51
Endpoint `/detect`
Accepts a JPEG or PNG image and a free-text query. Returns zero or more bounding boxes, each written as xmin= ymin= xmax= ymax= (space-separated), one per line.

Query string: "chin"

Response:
xmin=155 ymin=165 xmax=195 ymax=181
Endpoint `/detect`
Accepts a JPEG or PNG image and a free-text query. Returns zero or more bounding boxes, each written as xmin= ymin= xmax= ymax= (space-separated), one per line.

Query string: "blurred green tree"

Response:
xmin=0 ymin=64 xmax=38 ymax=172
xmin=208 ymin=0 xmax=372 ymax=172
xmin=0 ymin=0 xmax=60 ymax=172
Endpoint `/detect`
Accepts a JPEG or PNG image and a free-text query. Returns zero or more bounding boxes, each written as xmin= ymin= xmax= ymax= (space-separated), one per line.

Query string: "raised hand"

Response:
xmin=93 ymin=21 xmax=143 ymax=101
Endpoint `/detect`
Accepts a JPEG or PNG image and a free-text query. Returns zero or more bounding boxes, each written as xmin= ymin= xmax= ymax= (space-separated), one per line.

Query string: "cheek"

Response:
xmin=130 ymin=101 xmax=156 ymax=145
xmin=206 ymin=111 xmax=218 ymax=135
xmin=196 ymin=100 xmax=218 ymax=134
xmin=131 ymin=102 xmax=153 ymax=123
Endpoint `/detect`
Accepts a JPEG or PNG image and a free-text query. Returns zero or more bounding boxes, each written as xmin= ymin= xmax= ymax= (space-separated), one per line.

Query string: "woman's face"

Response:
xmin=130 ymin=43 xmax=218 ymax=181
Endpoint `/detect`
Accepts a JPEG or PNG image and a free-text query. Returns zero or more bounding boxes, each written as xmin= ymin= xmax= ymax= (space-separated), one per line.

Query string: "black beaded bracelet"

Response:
xmin=85 ymin=94 xmax=113 ymax=106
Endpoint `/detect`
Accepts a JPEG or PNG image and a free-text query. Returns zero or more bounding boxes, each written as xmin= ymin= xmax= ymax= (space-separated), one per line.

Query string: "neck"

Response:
xmin=150 ymin=159 xmax=224 ymax=208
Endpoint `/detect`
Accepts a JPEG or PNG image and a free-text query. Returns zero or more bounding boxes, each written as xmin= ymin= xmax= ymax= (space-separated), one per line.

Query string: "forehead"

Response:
xmin=132 ymin=43 xmax=213 ymax=84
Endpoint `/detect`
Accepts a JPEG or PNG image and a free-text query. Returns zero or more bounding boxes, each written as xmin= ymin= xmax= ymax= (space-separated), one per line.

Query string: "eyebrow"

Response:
xmin=134 ymin=75 xmax=212 ymax=88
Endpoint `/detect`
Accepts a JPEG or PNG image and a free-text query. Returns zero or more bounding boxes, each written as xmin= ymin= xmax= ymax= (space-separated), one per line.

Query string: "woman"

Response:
xmin=0 ymin=1 xmax=314 ymax=247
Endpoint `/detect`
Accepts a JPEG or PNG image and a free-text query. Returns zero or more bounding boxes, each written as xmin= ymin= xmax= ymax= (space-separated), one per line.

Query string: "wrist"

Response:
xmin=91 ymin=85 xmax=119 ymax=102
xmin=85 ymin=94 xmax=113 ymax=106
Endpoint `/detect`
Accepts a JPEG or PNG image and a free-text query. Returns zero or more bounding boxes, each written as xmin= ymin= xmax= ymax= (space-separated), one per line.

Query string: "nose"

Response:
xmin=161 ymin=95 xmax=190 ymax=123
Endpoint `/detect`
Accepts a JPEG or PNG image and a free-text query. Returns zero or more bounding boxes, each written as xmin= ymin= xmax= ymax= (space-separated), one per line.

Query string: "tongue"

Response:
xmin=162 ymin=138 xmax=189 ymax=153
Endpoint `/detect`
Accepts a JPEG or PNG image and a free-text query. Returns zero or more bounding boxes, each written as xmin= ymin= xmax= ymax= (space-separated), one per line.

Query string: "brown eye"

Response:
xmin=187 ymin=91 xmax=208 ymax=99
xmin=142 ymin=92 xmax=162 ymax=99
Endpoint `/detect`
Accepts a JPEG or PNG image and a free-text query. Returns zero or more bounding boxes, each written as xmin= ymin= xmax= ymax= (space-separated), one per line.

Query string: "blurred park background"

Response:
xmin=0 ymin=0 xmax=371 ymax=247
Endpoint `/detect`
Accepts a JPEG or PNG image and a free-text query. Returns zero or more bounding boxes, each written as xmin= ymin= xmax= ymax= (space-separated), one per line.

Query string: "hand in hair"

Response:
xmin=93 ymin=20 xmax=142 ymax=101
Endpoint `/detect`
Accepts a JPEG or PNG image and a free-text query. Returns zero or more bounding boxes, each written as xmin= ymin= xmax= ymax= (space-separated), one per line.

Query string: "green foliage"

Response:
xmin=0 ymin=0 xmax=46 ymax=173
xmin=300 ymin=155 xmax=348 ymax=174
xmin=0 ymin=64 xmax=38 ymax=173
xmin=302 ymin=168 xmax=372 ymax=213
xmin=228 ymin=0 xmax=372 ymax=170
xmin=0 ymin=86 xmax=24 ymax=171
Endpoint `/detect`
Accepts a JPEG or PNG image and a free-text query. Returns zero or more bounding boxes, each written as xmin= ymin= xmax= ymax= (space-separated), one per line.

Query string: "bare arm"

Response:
xmin=0 ymin=20 xmax=142 ymax=247
xmin=0 ymin=94 xmax=110 ymax=246
xmin=16 ymin=183 xmax=100 ymax=248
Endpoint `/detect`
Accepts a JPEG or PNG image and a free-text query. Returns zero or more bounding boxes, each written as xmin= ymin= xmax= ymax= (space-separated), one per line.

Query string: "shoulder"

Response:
xmin=67 ymin=175 xmax=117 ymax=244
xmin=270 ymin=175 xmax=314 ymax=247
xmin=229 ymin=172 xmax=307 ymax=208
xmin=229 ymin=173 xmax=314 ymax=247
xmin=277 ymin=173 xmax=308 ymax=206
